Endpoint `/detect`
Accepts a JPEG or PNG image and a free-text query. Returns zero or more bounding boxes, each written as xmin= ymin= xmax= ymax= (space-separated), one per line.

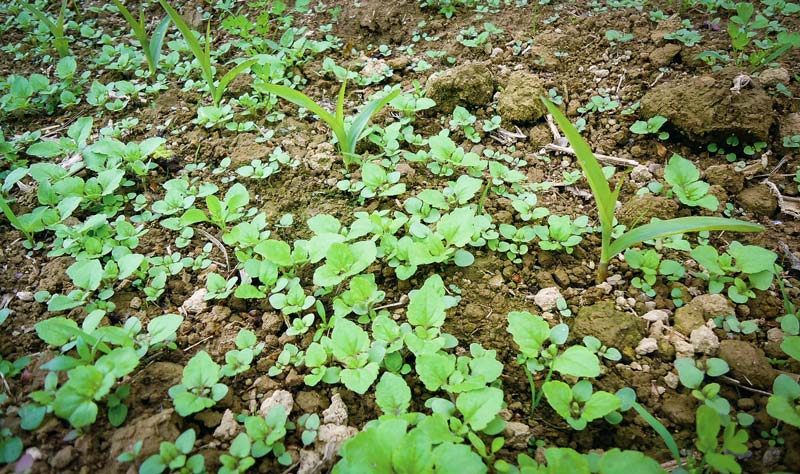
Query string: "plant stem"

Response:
xmin=523 ymin=365 xmax=536 ymax=416
xmin=476 ymin=178 xmax=491 ymax=215
xmin=534 ymin=365 xmax=553 ymax=409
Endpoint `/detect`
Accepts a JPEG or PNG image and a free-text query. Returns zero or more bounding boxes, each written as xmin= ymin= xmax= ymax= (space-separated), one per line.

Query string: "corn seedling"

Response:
xmin=259 ymin=81 xmax=400 ymax=168
xmin=23 ymin=0 xmax=71 ymax=58
xmin=541 ymin=98 xmax=764 ymax=284
xmin=111 ymin=0 xmax=171 ymax=78
xmin=157 ymin=0 xmax=258 ymax=105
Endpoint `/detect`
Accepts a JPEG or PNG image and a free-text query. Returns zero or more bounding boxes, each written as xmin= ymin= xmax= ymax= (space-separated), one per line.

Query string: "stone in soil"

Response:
xmin=571 ymin=301 xmax=647 ymax=359
xmin=689 ymin=325 xmax=719 ymax=355
xmin=213 ymin=409 xmax=239 ymax=441
xmin=640 ymin=68 xmax=774 ymax=142
xmin=718 ymin=339 xmax=777 ymax=389
xmin=673 ymin=294 xmax=734 ymax=336
xmin=259 ymin=389 xmax=294 ymax=417
xmin=496 ymin=71 xmax=547 ymax=124
xmin=181 ymin=288 xmax=208 ymax=314
xmin=425 ymin=63 xmax=494 ymax=113
xmin=322 ymin=393 xmax=348 ymax=425
xmin=758 ymin=67 xmax=790 ymax=87
xmin=660 ymin=393 xmax=698 ymax=425
xmin=533 ymin=287 xmax=562 ymax=312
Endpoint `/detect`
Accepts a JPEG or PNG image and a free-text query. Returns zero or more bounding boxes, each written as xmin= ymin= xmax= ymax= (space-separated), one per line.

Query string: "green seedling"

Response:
xmin=675 ymin=357 xmax=732 ymax=415
xmin=157 ymin=0 xmax=258 ymax=105
xmin=534 ymin=214 xmax=589 ymax=254
xmin=244 ymin=405 xmax=292 ymax=463
xmin=0 ymin=195 xmax=35 ymax=247
xmin=543 ymin=379 xmax=621 ymax=430
xmin=180 ymin=182 xmax=250 ymax=231
xmin=507 ymin=310 xmax=601 ymax=414
xmin=303 ymin=318 xmax=382 ymax=394
xmin=23 ymin=0 xmax=71 ymax=58
xmin=221 ymin=329 xmax=264 ymax=377
xmin=139 ymin=429 xmax=205 ymax=474
xmin=168 ymin=351 xmax=228 ymax=416
xmin=542 ymin=98 xmax=764 ymax=283
xmin=664 ymin=154 xmax=719 ymax=211
xmin=257 ymin=81 xmax=399 ymax=168
xmin=629 ymin=115 xmax=669 ymax=139
xmin=111 ymin=0 xmax=170 ymax=77
xmin=691 ymin=241 xmax=777 ymax=303
xmin=605 ymin=29 xmax=633 ymax=44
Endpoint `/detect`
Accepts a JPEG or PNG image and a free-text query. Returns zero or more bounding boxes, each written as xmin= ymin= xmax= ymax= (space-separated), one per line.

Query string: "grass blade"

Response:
xmin=608 ymin=216 xmax=763 ymax=260
xmin=336 ymin=79 xmax=346 ymax=126
xmin=214 ymin=58 xmax=259 ymax=105
xmin=157 ymin=0 xmax=214 ymax=97
xmin=148 ymin=16 xmax=172 ymax=75
xmin=257 ymin=83 xmax=345 ymax=144
xmin=541 ymin=98 xmax=616 ymax=260
xmin=631 ymin=402 xmax=684 ymax=469
xmin=345 ymin=88 xmax=401 ymax=156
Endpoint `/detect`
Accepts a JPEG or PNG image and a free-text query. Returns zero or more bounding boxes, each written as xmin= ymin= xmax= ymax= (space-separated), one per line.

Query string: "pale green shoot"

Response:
xmin=111 ymin=0 xmax=171 ymax=78
xmin=157 ymin=0 xmax=257 ymax=105
xmin=541 ymin=98 xmax=764 ymax=283
xmin=23 ymin=0 xmax=71 ymax=58
xmin=258 ymin=82 xmax=400 ymax=168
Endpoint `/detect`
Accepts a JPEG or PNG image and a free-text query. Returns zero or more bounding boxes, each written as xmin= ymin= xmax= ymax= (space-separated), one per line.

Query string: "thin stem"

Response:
xmin=523 ymin=365 xmax=536 ymax=416
xmin=476 ymin=178 xmax=491 ymax=215
xmin=533 ymin=365 xmax=553 ymax=409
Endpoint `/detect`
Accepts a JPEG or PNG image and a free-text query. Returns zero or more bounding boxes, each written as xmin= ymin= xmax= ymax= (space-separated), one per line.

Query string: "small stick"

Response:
xmin=183 ymin=335 xmax=214 ymax=352
xmin=373 ymin=294 xmax=409 ymax=311
xmin=615 ymin=70 xmax=626 ymax=95
xmin=718 ymin=375 xmax=772 ymax=397
xmin=649 ymin=71 xmax=664 ymax=88
xmin=544 ymin=143 xmax=640 ymax=167
xmin=198 ymin=228 xmax=229 ymax=273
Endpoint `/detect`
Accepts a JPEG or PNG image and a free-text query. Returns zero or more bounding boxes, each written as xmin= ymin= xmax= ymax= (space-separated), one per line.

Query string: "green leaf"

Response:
xmin=543 ymin=380 xmax=573 ymax=420
xmin=456 ymin=387 xmax=504 ymax=431
xmin=695 ymin=405 xmax=721 ymax=453
xmin=416 ymin=352 xmax=455 ymax=391
xmin=608 ymin=217 xmax=763 ymax=261
xmin=507 ymin=311 xmax=550 ymax=356
xmin=340 ymin=363 xmax=380 ymax=394
xmin=437 ymin=206 xmax=475 ymax=247
xmin=331 ymin=318 xmax=371 ymax=360
xmin=407 ymin=275 xmax=446 ymax=328
xmin=552 ymin=346 xmax=600 ymax=378
xmin=674 ymin=358 xmax=704 ymax=389
xmin=583 ymin=391 xmax=621 ymax=421
xmin=432 ymin=442 xmax=487 ymax=474
xmin=375 ymin=372 xmax=411 ymax=416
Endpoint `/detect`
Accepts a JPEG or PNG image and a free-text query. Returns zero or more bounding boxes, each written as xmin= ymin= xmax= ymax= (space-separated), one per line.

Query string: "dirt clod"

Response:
xmin=641 ymin=68 xmax=774 ymax=142
xmin=737 ymin=184 xmax=779 ymax=217
xmin=572 ymin=301 xmax=646 ymax=358
xmin=496 ymin=71 xmax=547 ymax=124
xmin=425 ymin=63 xmax=494 ymax=113
xmin=718 ymin=340 xmax=777 ymax=389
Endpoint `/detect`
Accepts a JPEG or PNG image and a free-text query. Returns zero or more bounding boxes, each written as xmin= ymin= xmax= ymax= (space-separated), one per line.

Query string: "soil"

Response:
xmin=1 ymin=0 xmax=800 ymax=473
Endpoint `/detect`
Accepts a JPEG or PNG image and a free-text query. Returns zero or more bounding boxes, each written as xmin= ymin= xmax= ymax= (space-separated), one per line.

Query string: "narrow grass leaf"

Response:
xmin=608 ymin=216 xmax=763 ymax=260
